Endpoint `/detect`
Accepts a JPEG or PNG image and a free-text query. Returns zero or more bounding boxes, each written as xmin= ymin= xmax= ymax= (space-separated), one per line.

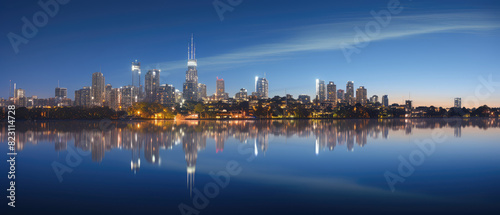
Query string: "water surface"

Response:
xmin=1 ymin=119 xmax=499 ymax=214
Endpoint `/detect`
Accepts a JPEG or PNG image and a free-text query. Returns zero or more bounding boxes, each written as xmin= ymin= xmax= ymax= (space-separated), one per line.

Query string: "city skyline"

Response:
xmin=1 ymin=0 xmax=500 ymax=107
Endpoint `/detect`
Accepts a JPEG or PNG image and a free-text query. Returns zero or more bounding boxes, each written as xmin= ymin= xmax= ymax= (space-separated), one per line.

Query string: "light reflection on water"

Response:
xmin=1 ymin=118 xmax=499 ymax=214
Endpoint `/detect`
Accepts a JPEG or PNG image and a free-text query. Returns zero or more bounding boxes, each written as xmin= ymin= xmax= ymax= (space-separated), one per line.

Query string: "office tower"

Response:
xmin=131 ymin=61 xmax=142 ymax=101
xmin=235 ymin=88 xmax=248 ymax=100
xmin=216 ymin=77 xmax=225 ymax=100
xmin=159 ymin=84 xmax=175 ymax=105
xmin=255 ymin=76 xmax=269 ymax=99
xmin=315 ymin=79 xmax=326 ymax=102
xmin=132 ymin=60 xmax=141 ymax=88
xmin=298 ymin=95 xmax=311 ymax=104
xmin=183 ymin=35 xmax=198 ymax=101
xmin=15 ymin=88 xmax=25 ymax=98
xmin=382 ymin=95 xmax=389 ymax=107
xmin=55 ymin=87 xmax=67 ymax=98
xmin=337 ymin=89 xmax=345 ymax=103
xmin=109 ymin=88 xmax=121 ymax=110
xmin=214 ymin=77 xmax=228 ymax=100
xmin=405 ymin=100 xmax=412 ymax=113
xmin=121 ymin=86 xmax=136 ymax=109
xmin=327 ymin=81 xmax=337 ymax=103
xmin=145 ymin=69 xmax=160 ymax=103
xmin=91 ymin=72 xmax=105 ymax=106
xmin=104 ymin=84 xmax=112 ymax=106
xmin=346 ymin=81 xmax=354 ymax=105
xmin=356 ymin=86 xmax=367 ymax=105
xmin=454 ymin=98 xmax=462 ymax=108
xmin=197 ymin=83 xmax=207 ymax=101
xmin=370 ymin=95 xmax=379 ymax=104
xmin=75 ymin=87 xmax=91 ymax=107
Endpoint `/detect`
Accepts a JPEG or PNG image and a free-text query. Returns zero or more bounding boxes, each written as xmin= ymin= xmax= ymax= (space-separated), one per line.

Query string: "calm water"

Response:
xmin=1 ymin=119 xmax=500 ymax=214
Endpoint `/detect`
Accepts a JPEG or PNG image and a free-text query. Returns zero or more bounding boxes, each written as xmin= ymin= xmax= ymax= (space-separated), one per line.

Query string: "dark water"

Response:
xmin=1 ymin=119 xmax=500 ymax=214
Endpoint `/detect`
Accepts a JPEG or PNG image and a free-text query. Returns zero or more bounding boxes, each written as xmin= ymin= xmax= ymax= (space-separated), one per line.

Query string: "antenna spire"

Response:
xmin=191 ymin=34 xmax=194 ymax=60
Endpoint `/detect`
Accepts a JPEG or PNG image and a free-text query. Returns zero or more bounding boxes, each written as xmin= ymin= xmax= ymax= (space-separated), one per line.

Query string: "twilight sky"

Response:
xmin=1 ymin=0 xmax=500 ymax=107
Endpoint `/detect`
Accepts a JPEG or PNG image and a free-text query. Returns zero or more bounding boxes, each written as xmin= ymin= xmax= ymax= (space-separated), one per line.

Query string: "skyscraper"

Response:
xmin=159 ymin=84 xmax=175 ymax=105
xmin=216 ymin=77 xmax=226 ymax=100
xmin=316 ymin=79 xmax=326 ymax=102
xmin=183 ymin=35 xmax=198 ymax=101
xmin=109 ymin=88 xmax=121 ymax=110
xmin=346 ymin=81 xmax=354 ymax=105
xmin=75 ymin=87 xmax=91 ymax=107
xmin=91 ymin=72 xmax=105 ymax=106
xmin=55 ymin=87 xmax=67 ymax=98
xmin=235 ymin=88 xmax=248 ymax=100
xmin=121 ymin=86 xmax=136 ymax=109
xmin=215 ymin=78 xmax=229 ymax=101
xmin=454 ymin=98 xmax=462 ymax=108
xmin=255 ymin=76 xmax=269 ymax=99
xmin=104 ymin=84 xmax=112 ymax=106
xmin=197 ymin=83 xmax=207 ymax=101
xmin=145 ymin=69 xmax=160 ymax=103
xmin=132 ymin=60 xmax=141 ymax=88
xmin=382 ymin=95 xmax=389 ymax=107
xmin=356 ymin=86 xmax=367 ymax=105
xmin=337 ymin=89 xmax=345 ymax=103
xmin=327 ymin=81 xmax=337 ymax=104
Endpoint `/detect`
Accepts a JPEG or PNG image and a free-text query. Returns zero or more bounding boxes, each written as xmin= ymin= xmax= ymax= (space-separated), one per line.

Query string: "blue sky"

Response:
xmin=1 ymin=0 xmax=500 ymax=107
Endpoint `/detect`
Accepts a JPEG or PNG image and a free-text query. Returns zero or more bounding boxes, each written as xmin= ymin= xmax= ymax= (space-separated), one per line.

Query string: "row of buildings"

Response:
xmin=1 ymin=35 xmax=464 ymax=112
xmin=314 ymin=79 xmax=389 ymax=107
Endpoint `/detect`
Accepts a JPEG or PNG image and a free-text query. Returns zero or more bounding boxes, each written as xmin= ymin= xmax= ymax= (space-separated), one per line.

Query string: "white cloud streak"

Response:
xmin=148 ymin=12 xmax=500 ymax=75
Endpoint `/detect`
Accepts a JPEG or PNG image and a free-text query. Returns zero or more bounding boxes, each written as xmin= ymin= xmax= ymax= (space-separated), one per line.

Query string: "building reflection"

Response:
xmin=2 ymin=118 xmax=499 ymax=194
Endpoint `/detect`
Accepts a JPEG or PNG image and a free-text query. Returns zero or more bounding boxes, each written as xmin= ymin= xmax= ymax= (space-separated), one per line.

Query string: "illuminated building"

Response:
xmin=183 ymin=35 xmax=198 ymax=101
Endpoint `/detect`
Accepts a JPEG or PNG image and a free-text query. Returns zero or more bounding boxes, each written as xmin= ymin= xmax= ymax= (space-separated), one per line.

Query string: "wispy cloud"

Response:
xmin=148 ymin=12 xmax=500 ymax=75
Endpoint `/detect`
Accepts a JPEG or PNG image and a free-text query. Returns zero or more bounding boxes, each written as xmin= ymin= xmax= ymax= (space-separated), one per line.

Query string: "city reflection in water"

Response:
xmin=1 ymin=118 xmax=498 ymax=194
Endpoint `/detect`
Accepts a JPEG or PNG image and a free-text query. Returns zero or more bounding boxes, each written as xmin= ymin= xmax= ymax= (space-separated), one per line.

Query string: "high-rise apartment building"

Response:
xmin=159 ymin=84 xmax=175 ymax=105
xmin=346 ymin=81 xmax=354 ymax=105
xmin=145 ymin=69 xmax=160 ymax=103
xmin=75 ymin=87 xmax=91 ymax=107
xmin=327 ymin=81 xmax=337 ymax=104
xmin=356 ymin=86 xmax=367 ymax=105
xmin=91 ymin=72 xmax=105 ymax=106
xmin=197 ymin=83 xmax=207 ymax=101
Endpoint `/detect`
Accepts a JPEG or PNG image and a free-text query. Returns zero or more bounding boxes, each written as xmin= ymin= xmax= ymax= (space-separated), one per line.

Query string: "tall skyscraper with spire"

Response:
xmin=183 ymin=34 xmax=198 ymax=101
